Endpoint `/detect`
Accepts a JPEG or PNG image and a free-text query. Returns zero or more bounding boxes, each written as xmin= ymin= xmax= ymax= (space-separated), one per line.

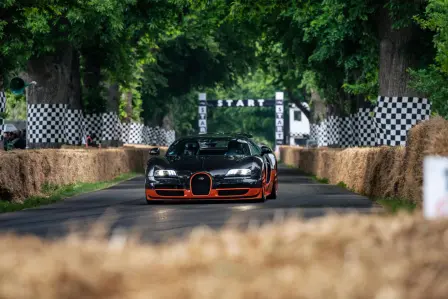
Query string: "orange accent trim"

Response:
xmin=190 ymin=172 xmax=213 ymax=196
xmin=146 ymin=187 xmax=262 ymax=200
xmin=264 ymin=169 xmax=277 ymax=196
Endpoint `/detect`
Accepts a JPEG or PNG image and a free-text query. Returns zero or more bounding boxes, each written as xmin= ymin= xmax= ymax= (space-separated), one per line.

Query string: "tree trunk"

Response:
xmin=27 ymin=49 xmax=72 ymax=105
xmin=376 ymin=6 xmax=422 ymax=97
xmin=68 ymin=51 xmax=82 ymax=110
xmin=162 ymin=112 xmax=174 ymax=131
xmin=26 ymin=45 xmax=74 ymax=148
xmin=0 ymin=74 xmax=4 ymax=91
xmin=101 ymin=83 xmax=121 ymax=147
xmin=81 ymin=50 xmax=104 ymax=113
xmin=309 ymin=90 xmax=326 ymax=124
xmin=124 ymin=91 xmax=133 ymax=123
xmin=286 ymin=89 xmax=311 ymax=120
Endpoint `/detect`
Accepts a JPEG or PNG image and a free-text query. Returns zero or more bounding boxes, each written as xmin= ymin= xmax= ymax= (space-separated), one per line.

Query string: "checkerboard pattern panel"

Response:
xmin=65 ymin=109 xmax=84 ymax=145
xmin=120 ymin=123 xmax=130 ymax=144
xmin=0 ymin=91 xmax=6 ymax=113
xmin=166 ymin=130 xmax=176 ymax=145
xmin=128 ymin=122 xmax=144 ymax=144
xmin=355 ymin=108 xmax=376 ymax=146
xmin=339 ymin=116 xmax=355 ymax=147
xmin=374 ymin=96 xmax=431 ymax=146
xmin=102 ymin=112 xmax=120 ymax=141
xmin=316 ymin=121 xmax=329 ymax=147
xmin=83 ymin=113 xmax=102 ymax=143
xmin=310 ymin=124 xmax=318 ymax=141
xmin=120 ymin=122 xmax=175 ymax=146
xmin=327 ymin=116 xmax=341 ymax=146
xmin=22 ymin=103 xmax=175 ymax=146
xmin=27 ymin=104 xmax=66 ymax=144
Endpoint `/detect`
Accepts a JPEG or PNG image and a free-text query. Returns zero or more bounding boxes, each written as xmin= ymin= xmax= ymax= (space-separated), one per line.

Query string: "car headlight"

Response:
xmin=226 ymin=169 xmax=251 ymax=177
xmin=154 ymin=169 xmax=177 ymax=177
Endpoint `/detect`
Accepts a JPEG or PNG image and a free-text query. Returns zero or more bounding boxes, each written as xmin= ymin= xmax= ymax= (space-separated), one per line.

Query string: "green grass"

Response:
xmin=309 ymin=175 xmax=416 ymax=214
xmin=282 ymin=163 xmax=417 ymax=214
xmin=375 ymin=198 xmax=417 ymax=214
xmin=0 ymin=172 xmax=140 ymax=213
xmin=336 ymin=181 xmax=348 ymax=189
xmin=311 ymin=175 xmax=329 ymax=184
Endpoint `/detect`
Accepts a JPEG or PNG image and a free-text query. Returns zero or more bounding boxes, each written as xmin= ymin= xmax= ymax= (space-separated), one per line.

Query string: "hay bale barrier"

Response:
xmin=280 ymin=117 xmax=448 ymax=205
xmin=0 ymin=213 xmax=447 ymax=299
xmin=0 ymin=146 xmax=167 ymax=202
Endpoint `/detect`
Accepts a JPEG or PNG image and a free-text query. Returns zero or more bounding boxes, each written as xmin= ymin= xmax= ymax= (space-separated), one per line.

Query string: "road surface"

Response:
xmin=0 ymin=166 xmax=382 ymax=243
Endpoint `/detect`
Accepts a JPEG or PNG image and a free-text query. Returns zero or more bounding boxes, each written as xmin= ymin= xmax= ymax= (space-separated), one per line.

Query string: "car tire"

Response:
xmin=267 ymin=181 xmax=277 ymax=200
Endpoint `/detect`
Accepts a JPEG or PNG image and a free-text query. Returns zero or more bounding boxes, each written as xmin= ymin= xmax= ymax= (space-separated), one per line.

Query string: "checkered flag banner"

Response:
xmin=24 ymin=102 xmax=175 ymax=147
xmin=122 ymin=122 xmax=175 ymax=146
xmin=309 ymin=96 xmax=431 ymax=148
xmin=374 ymin=96 xmax=431 ymax=146
xmin=27 ymin=104 xmax=67 ymax=144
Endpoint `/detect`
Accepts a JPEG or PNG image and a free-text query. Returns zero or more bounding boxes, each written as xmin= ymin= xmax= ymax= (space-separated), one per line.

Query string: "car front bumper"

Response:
xmin=145 ymin=175 xmax=263 ymax=200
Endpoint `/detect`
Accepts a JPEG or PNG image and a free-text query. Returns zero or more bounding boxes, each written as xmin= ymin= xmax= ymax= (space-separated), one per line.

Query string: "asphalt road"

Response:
xmin=0 ymin=166 xmax=382 ymax=243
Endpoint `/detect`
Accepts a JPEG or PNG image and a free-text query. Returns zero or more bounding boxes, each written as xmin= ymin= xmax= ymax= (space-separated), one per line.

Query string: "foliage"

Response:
xmin=140 ymin=0 xmax=259 ymax=128
xmin=410 ymin=0 xmax=448 ymax=118
xmin=205 ymin=68 xmax=281 ymax=148
xmin=0 ymin=1 xmax=33 ymax=81
xmin=1 ymin=0 xmax=446 ymax=143
xmin=3 ymin=91 xmax=26 ymax=120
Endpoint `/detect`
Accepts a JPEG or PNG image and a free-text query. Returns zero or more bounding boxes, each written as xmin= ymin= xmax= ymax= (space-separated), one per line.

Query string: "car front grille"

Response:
xmin=191 ymin=173 xmax=211 ymax=195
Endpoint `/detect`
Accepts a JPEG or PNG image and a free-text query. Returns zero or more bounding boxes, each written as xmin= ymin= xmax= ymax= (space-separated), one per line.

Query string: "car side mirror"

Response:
xmin=149 ymin=147 xmax=160 ymax=156
xmin=261 ymin=146 xmax=272 ymax=155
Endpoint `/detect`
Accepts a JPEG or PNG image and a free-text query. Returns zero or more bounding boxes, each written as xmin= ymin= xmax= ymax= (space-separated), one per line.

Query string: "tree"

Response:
xmin=229 ymin=0 xmax=435 ymax=120
xmin=0 ymin=1 xmax=33 ymax=89
xmin=206 ymin=68 xmax=280 ymax=147
xmin=410 ymin=0 xmax=448 ymax=117
xmin=140 ymin=0 xmax=259 ymax=129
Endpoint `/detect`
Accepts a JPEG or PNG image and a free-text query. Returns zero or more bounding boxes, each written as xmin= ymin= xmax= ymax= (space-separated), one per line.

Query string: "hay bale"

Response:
xmin=0 ymin=213 xmax=447 ymax=299
xmin=280 ymin=117 xmax=448 ymax=204
xmin=401 ymin=117 xmax=448 ymax=204
xmin=0 ymin=147 xmax=167 ymax=202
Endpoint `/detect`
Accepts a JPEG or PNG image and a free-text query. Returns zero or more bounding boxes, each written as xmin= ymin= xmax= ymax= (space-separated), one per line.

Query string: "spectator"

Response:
xmin=86 ymin=133 xmax=100 ymax=148
xmin=13 ymin=130 xmax=26 ymax=149
xmin=4 ymin=131 xmax=25 ymax=150
xmin=3 ymin=132 xmax=13 ymax=151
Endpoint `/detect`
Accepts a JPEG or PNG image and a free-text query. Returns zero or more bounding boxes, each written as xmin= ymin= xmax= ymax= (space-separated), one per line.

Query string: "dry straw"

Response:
xmin=0 ymin=212 xmax=447 ymax=299
xmin=0 ymin=146 xmax=167 ymax=202
xmin=280 ymin=117 xmax=448 ymax=205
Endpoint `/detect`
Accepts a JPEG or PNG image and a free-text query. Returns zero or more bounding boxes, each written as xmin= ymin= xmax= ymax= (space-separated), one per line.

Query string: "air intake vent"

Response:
xmin=218 ymin=189 xmax=249 ymax=196
xmin=156 ymin=190 xmax=184 ymax=197
xmin=191 ymin=173 xmax=211 ymax=195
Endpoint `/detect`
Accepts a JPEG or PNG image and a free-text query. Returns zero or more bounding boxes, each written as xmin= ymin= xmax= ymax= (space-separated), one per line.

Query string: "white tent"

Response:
xmin=2 ymin=124 xmax=18 ymax=133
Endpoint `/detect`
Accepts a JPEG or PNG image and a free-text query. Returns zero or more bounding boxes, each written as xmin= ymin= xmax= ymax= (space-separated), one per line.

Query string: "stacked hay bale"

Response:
xmin=0 ymin=146 xmax=167 ymax=202
xmin=0 ymin=213 xmax=447 ymax=299
xmin=280 ymin=117 xmax=448 ymax=205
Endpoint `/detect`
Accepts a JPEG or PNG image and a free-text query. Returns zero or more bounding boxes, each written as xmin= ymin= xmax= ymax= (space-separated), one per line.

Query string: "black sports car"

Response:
xmin=145 ymin=133 xmax=278 ymax=202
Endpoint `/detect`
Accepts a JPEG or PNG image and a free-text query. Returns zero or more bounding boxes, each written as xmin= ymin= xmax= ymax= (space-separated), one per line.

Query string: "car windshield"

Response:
xmin=166 ymin=137 xmax=251 ymax=157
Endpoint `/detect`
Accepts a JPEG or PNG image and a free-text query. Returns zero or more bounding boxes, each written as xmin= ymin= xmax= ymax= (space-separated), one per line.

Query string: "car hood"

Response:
xmin=165 ymin=155 xmax=251 ymax=172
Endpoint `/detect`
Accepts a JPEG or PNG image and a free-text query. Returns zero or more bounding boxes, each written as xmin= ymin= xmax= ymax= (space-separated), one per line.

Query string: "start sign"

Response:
xmin=424 ymin=156 xmax=448 ymax=219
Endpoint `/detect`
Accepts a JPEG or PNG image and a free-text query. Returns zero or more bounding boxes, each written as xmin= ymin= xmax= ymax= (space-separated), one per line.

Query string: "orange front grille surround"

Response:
xmin=190 ymin=172 xmax=213 ymax=196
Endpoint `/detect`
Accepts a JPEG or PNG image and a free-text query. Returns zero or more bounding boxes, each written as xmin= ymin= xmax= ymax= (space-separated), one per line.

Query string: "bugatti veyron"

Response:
xmin=145 ymin=133 xmax=278 ymax=203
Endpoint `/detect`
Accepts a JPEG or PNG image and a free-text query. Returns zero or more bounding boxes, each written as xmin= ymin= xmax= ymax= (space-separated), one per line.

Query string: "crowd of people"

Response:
xmin=1 ymin=130 xmax=26 ymax=151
